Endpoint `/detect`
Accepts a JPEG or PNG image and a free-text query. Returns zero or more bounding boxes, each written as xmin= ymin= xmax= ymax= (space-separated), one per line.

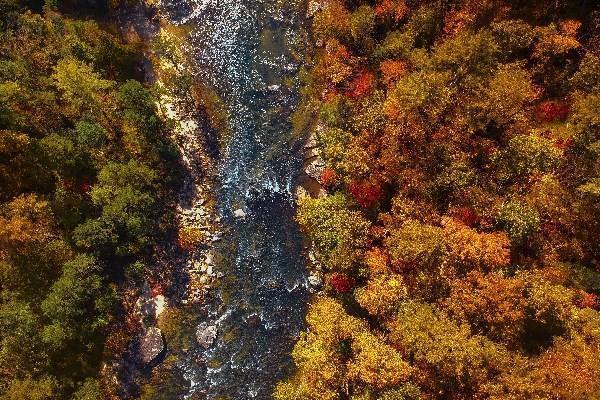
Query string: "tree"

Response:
xmin=39 ymin=133 xmax=87 ymax=180
xmin=0 ymin=377 xmax=56 ymax=400
xmin=355 ymin=274 xmax=408 ymax=317
xmin=52 ymin=58 xmax=114 ymax=116
xmin=118 ymin=81 xmax=162 ymax=159
xmin=348 ymin=181 xmax=383 ymax=208
xmin=491 ymin=20 xmax=535 ymax=57
xmin=442 ymin=218 xmax=511 ymax=271
xmin=0 ymin=301 xmax=47 ymax=385
xmin=283 ymin=2 xmax=600 ymax=398
xmin=317 ymin=127 xmax=353 ymax=172
xmin=72 ymin=379 xmax=101 ymax=400
xmin=347 ymin=332 xmax=411 ymax=390
xmin=350 ymin=5 xmax=375 ymax=51
xmin=72 ymin=121 xmax=108 ymax=150
xmin=377 ymin=384 xmax=421 ymax=400
xmin=571 ymin=54 xmax=600 ymax=93
xmin=495 ymin=134 xmax=562 ymax=181
xmin=532 ymin=22 xmax=581 ymax=95
xmin=41 ymin=254 xmax=114 ymax=350
xmin=524 ymin=272 xmax=575 ymax=347
xmin=385 ymin=220 xmax=447 ymax=269
xmin=384 ymin=70 xmax=454 ymax=126
xmin=74 ymin=160 xmax=159 ymax=255
xmin=444 ymin=271 xmax=528 ymax=347
xmin=312 ymin=0 xmax=351 ymax=42
xmin=379 ymin=60 xmax=409 ymax=87
xmin=473 ymin=63 xmax=538 ymax=128
xmin=0 ymin=195 xmax=69 ymax=298
xmin=374 ymin=30 xmax=415 ymax=60
xmin=0 ymin=6 xmax=172 ymax=397
xmin=275 ymin=298 xmax=367 ymax=400
xmin=430 ymin=29 xmax=499 ymax=80
xmin=387 ymin=302 xmax=513 ymax=395
xmin=0 ymin=131 xmax=48 ymax=200
xmin=495 ymin=199 xmax=540 ymax=245
xmin=297 ymin=193 xmax=370 ymax=271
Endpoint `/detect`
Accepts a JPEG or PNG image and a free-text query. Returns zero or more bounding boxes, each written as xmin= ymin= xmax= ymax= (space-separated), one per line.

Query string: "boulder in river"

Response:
xmin=196 ymin=322 xmax=217 ymax=349
xmin=139 ymin=327 xmax=164 ymax=365
xmin=233 ymin=208 xmax=246 ymax=218
xmin=136 ymin=291 xmax=167 ymax=328
xmin=308 ymin=273 xmax=323 ymax=288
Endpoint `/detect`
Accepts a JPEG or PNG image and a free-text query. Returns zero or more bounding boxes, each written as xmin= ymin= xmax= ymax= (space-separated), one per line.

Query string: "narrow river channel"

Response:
xmin=158 ymin=0 xmax=310 ymax=398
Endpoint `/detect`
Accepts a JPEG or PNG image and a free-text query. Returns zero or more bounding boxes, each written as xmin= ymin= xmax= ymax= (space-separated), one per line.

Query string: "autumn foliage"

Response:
xmin=536 ymin=100 xmax=570 ymax=122
xmin=319 ymin=168 xmax=338 ymax=188
xmin=348 ymin=180 xmax=383 ymax=208
xmin=328 ymin=273 xmax=355 ymax=293
xmin=281 ymin=1 xmax=600 ymax=399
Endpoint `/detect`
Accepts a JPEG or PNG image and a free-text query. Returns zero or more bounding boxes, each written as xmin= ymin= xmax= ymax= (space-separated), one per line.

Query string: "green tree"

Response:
xmin=74 ymin=160 xmax=159 ymax=255
xmin=0 ymin=302 xmax=47 ymax=384
xmin=350 ymin=5 xmax=375 ymax=51
xmin=41 ymin=254 xmax=114 ymax=350
xmin=52 ymin=58 xmax=114 ymax=116
xmin=495 ymin=199 xmax=540 ymax=245
xmin=388 ymin=302 xmax=513 ymax=395
xmin=0 ymin=377 xmax=56 ymax=400
xmin=72 ymin=379 xmax=101 ymax=400
xmin=297 ymin=193 xmax=370 ymax=271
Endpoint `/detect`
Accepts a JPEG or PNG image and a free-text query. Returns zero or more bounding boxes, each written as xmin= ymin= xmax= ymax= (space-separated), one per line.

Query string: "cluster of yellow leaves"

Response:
xmin=442 ymin=217 xmax=511 ymax=271
xmin=355 ymin=274 xmax=408 ymax=317
xmin=364 ymin=247 xmax=390 ymax=275
xmin=347 ymin=332 xmax=411 ymax=389
xmin=316 ymin=39 xmax=356 ymax=86
xmin=388 ymin=302 xmax=514 ymax=393
xmin=313 ymin=0 xmax=351 ymax=41
xmin=297 ymin=194 xmax=370 ymax=271
xmin=276 ymin=297 xmax=412 ymax=400
xmin=52 ymin=58 xmax=114 ymax=117
xmin=386 ymin=217 xmax=510 ymax=271
xmin=0 ymin=194 xmax=55 ymax=252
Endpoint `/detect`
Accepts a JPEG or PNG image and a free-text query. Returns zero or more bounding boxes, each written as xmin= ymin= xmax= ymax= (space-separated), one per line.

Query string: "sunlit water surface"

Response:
xmin=158 ymin=0 xmax=309 ymax=398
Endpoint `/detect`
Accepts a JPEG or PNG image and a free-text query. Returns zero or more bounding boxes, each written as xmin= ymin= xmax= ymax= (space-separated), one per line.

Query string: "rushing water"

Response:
xmin=159 ymin=0 xmax=309 ymax=398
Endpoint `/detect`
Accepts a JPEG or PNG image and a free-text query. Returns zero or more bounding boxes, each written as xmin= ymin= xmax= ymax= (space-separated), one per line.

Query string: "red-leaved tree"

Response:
xmin=329 ymin=273 xmax=356 ymax=293
xmin=349 ymin=181 xmax=383 ymax=208
xmin=536 ymin=101 xmax=570 ymax=122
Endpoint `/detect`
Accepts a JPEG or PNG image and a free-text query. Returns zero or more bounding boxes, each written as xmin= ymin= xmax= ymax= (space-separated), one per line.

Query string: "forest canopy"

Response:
xmin=278 ymin=0 xmax=600 ymax=399
xmin=0 ymin=1 xmax=174 ymax=398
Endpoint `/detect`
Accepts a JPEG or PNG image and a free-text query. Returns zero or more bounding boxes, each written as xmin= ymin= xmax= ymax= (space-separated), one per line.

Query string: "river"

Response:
xmin=158 ymin=0 xmax=310 ymax=398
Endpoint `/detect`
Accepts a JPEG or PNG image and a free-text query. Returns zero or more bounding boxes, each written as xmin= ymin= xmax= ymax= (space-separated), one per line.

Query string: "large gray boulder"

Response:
xmin=196 ymin=322 xmax=217 ymax=349
xmin=139 ymin=327 xmax=164 ymax=364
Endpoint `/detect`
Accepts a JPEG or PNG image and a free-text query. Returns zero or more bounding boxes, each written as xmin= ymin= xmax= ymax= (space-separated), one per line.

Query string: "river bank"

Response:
xmin=101 ymin=2 xmax=225 ymax=397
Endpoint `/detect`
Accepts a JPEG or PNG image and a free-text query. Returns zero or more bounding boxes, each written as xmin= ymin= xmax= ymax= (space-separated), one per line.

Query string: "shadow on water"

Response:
xmin=157 ymin=0 xmax=310 ymax=398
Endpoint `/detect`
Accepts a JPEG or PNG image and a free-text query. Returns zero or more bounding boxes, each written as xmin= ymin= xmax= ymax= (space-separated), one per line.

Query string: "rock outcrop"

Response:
xmin=196 ymin=322 xmax=218 ymax=349
xmin=139 ymin=327 xmax=165 ymax=364
xmin=296 ymin=127 xmax=328 ymax=200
